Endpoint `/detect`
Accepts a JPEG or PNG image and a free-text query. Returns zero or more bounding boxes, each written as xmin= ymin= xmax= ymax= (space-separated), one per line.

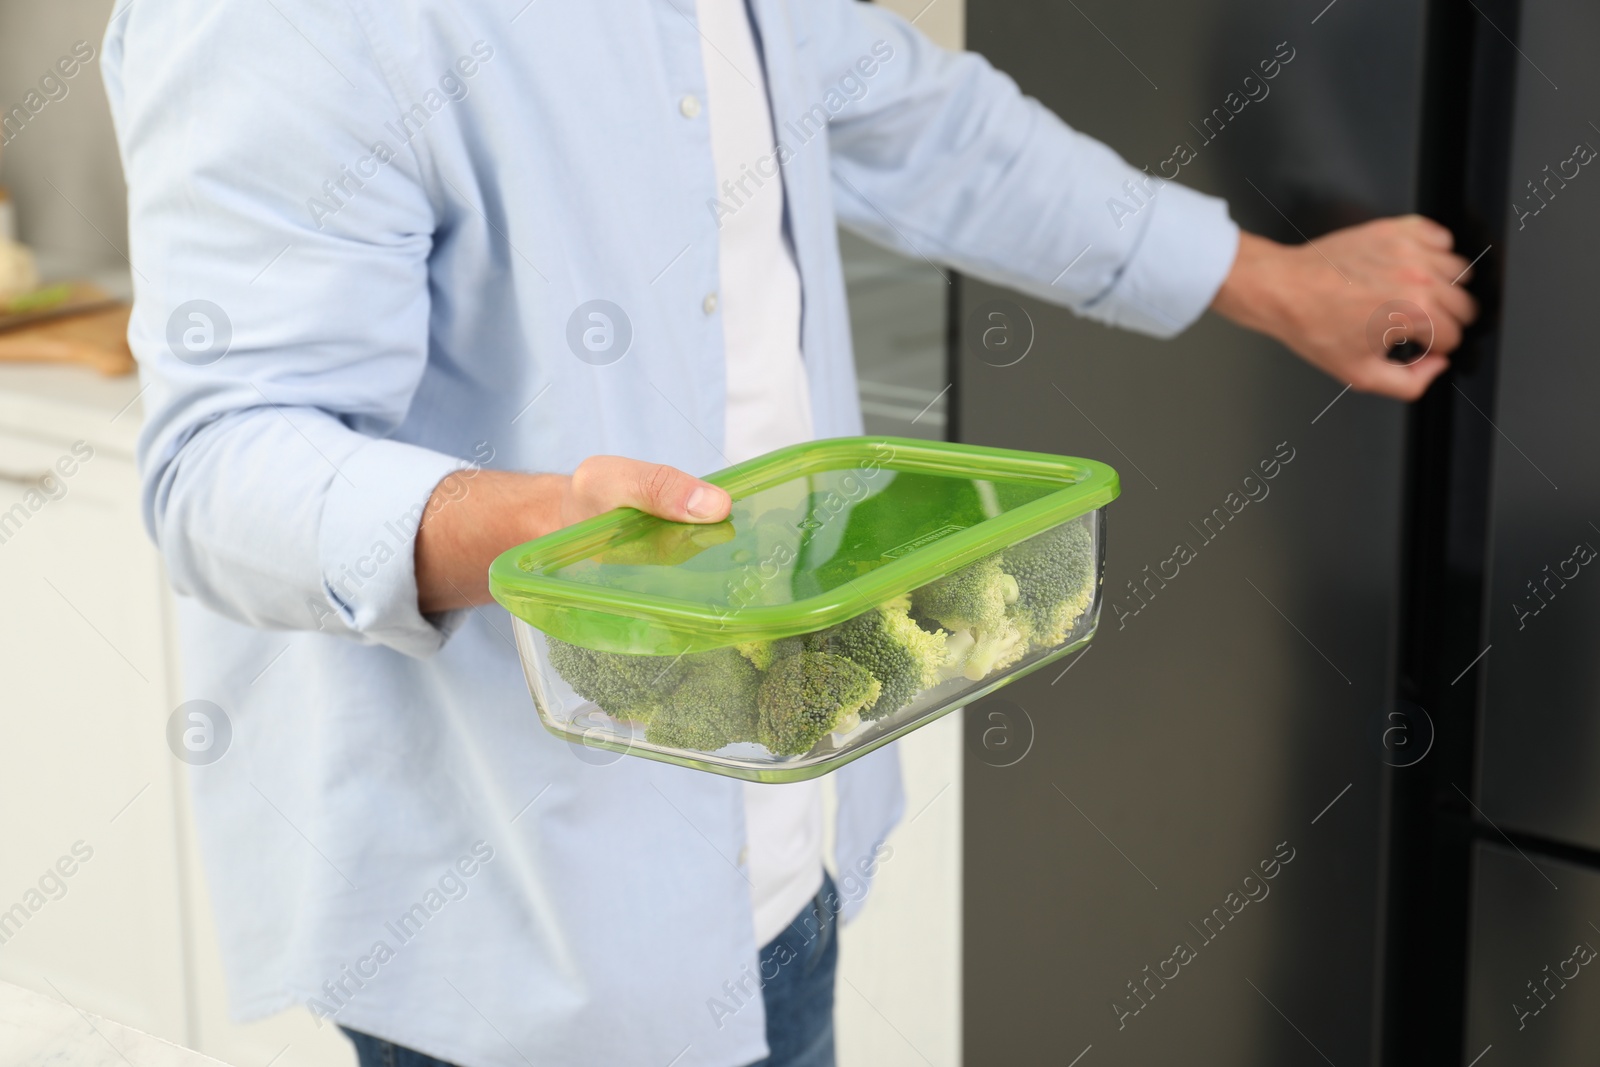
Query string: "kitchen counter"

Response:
xmin=0 ymin=980 xmax=233 ymax=1067
xmin=0 ymin=362 xmax=142 ymax=457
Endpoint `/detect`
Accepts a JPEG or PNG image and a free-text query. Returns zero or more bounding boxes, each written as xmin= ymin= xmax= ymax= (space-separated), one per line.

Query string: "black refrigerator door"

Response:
xmin=1476 ymin=0 xmax=1600 ymax=856
xmin=959 ymin=1 xmax=1423 ymax=1062
xmin=1465 ymin=845 xmax=1600 ymax=1061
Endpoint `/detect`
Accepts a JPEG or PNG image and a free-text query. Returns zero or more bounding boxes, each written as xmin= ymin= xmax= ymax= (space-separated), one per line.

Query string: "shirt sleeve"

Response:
xmin=804 ymin=0 xmax=1241 ymax=338
xmin=103 ymin=0 xmax=467 ymax=657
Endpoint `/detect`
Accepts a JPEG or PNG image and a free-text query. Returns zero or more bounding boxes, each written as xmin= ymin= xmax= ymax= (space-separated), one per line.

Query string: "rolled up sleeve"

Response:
xmin=810 ymin=0 xmax=1240 ymax=338
xmin=1079 ymin=181 xmax=1241 ymax=337
xmin=317 ymin=437 xmax=469 ymax=657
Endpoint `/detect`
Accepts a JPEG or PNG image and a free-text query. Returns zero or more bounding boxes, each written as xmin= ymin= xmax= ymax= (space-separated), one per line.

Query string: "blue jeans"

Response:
xmin=748 ymin=872 xmax=839 ymax=1067
xmin=341 ymin=873 xmax=840 ymax=1067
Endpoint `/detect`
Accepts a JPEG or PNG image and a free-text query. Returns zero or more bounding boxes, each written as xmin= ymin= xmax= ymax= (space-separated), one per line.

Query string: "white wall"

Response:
xmin=877 ymin=0 xmax=965 ymax=56
xmin=0 ymin=0 xmax=128 ymax=279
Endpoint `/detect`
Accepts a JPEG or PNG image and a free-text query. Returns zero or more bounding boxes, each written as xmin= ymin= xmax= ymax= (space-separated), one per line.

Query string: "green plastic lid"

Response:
xmin=489 ymin=437 xmax=1119 ymax=656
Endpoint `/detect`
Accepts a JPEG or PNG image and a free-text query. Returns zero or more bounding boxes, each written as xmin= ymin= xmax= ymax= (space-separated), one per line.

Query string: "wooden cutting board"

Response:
xmin=0 ymin=301 xmax=135 ymax=376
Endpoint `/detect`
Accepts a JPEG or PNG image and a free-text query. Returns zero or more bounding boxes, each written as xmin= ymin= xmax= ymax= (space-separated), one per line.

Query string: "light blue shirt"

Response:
xmin=103 ymin=1 xmax=1238 ymax=1063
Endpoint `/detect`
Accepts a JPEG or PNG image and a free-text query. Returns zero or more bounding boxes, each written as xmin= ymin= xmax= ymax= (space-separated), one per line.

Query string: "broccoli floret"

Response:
xmin=961 ymin=612 xmax=1031 ymax=679
xmin=757 ymin=652 xmax=882 ymax=756
xmin=732 ymin=637 xmax=807 ymax=672
xmin=911 ymin=553 xmax=1018 ymax=635
xmin=734 ymin=639 xmax=778 ymax=671
xmin=1002 ymin=521 xmax=1096 ymax=650
xmin=913 ymin=554 xmax=1030 ymax=681
xmin=940 ymin=628 xmax=976 ymax=672
xmin=805 ymin=594 xmax=946 ymax=720
xmin=546 ymin=637 xmax=681 ymax=723
xmin=645 ymin=648 xmax=762 ymax=751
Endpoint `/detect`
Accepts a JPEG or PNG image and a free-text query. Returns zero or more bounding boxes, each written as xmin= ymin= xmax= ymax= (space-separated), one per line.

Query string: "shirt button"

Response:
xmin=737 ymin=845 xmax=749 ymax=866
xmin=679 ymin=94 xmax=702 ymax=119
xmin=702 ymin=292 xmax=718 ymax=315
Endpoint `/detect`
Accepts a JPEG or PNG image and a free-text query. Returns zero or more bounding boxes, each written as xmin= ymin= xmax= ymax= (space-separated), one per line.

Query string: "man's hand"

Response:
xmin=414 ymin=456 xmax=732 ymax=613
xmin=1210 ymin=215 xmax=1478 ymax=400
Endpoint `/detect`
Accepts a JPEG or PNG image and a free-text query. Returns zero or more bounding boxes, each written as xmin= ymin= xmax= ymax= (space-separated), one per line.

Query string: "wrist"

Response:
xmin=416 ymin=469 xmax=566 ymax=613
xmin=1210 ymin=231 xmax=1295 ymax=341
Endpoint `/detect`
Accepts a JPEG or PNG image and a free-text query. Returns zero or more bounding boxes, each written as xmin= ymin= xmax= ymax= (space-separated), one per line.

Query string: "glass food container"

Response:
xmin=489 ymin=437 xmax=1118 ymax=781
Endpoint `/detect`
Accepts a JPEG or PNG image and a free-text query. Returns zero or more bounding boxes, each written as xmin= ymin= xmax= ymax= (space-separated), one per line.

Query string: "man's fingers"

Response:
xmin=1360 ymin=351 xmax=1450 ymax=400
xmin=1430 ymin=283 xmax=1479 ymax=330
xmin=571 ymin=455 xmax=731 ymax=524
xmin=1397 ymin=352 xmax=1451 ymax=398
xmin=1423 ymin=309 xmax=1464 ymax=356
xmin=1427 ymin=249 xmax=1472 ymax=286
xmin=1400 ymin=214 xmax=1455 ymax=250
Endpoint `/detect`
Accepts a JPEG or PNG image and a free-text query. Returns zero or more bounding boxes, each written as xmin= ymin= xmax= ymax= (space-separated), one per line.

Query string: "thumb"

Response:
xmin=572 ymin=455 xmax=732 ymax=523
xmin=1363 ymin=351 xmax=1450 ymax=401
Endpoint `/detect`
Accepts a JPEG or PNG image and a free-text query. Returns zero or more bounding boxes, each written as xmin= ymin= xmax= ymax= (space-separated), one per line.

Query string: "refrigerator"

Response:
xmin=952 ymin=0 xmax=1594 ymax=1062
xmin=1457 ymin=0 xmax=1600 ymax=1059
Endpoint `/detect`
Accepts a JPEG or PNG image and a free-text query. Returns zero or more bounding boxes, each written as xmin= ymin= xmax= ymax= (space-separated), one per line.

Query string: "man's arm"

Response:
xmin=108 ymin=0 xmax=462 ymax=655
xmin=803 ymin=2 xmax=1474 ymax=398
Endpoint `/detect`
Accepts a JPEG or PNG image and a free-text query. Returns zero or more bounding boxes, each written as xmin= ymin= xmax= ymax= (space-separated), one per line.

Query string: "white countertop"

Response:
xmin=0 ymin=980 xmax=233 ymax=1067
xmin=0 ymin=363 xmax=143 ymax=456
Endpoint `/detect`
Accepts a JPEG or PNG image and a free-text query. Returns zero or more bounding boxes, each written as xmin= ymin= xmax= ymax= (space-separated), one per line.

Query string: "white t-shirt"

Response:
xmin=696 ymin=0 xmax=826 ymax=948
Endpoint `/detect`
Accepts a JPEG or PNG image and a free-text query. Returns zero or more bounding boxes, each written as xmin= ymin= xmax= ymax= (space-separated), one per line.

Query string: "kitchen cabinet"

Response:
xmin=0 ymin=364 xmax=355 ymax=1067
xmin=0 ymin=367 xmax=188 ymax=1038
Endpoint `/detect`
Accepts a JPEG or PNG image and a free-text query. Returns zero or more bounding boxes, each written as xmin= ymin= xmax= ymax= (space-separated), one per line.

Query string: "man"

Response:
xmin=104 ymin=1 xmax=1473 ymax=1065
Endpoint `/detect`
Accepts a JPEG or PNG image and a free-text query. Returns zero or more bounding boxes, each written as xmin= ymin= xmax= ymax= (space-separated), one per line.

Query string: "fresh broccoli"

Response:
xmin=734 ymin=639 xmax=778 ymax=671
xmin=757 ymin=651 xmax=882 ymax=756
xmin=805 ymin=594 xmax=947 ymax=720
xmin=912 ymin=554 xmax=1029 ymax=681
xmin=732 ymin=636 xmax=809 ymax=672
xmin=645 ymin=648 xmax=762 ymax=750
xmin=1002 ymin=521 xmax=1096 ymax=651
xmin=911 ymin=553 xmax=1016 ymax=634
xmin=548 ymin=521 xmax=1099 ymax=756
xmin=546 ymin=637 xmax=681 ymax=723
xmin=961 ymin=610 xmax=1030 ymax=679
